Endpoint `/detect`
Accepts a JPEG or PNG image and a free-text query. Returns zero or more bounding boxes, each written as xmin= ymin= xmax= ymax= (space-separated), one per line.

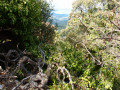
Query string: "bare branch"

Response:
xmin=109 ymin=20 xmax=120 ymax=30
xmin=57 ymin=67 xmax=74 ymax=90
xmin=12 ymin=75 xmax=32 ymax=90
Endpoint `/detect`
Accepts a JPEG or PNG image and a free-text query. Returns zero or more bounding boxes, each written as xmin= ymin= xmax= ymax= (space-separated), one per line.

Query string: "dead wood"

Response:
xmin=0 ymin=47 xmax=74 ymax=90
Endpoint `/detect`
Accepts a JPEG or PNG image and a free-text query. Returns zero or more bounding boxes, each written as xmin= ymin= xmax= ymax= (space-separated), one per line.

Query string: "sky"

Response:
xmin=47 ymin=0 xmax=75 ymax=14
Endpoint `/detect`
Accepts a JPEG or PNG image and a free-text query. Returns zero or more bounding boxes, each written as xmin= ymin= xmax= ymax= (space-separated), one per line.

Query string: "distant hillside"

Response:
xmin=53 ymin=13 xmax=68 ymax=19
xmin=52 ymin=13 xmax=68 ymax=30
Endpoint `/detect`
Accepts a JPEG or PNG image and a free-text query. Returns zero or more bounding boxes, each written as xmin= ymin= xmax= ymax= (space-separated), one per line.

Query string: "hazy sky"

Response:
xmin=47 ymin=0 xmax=75 ymax=14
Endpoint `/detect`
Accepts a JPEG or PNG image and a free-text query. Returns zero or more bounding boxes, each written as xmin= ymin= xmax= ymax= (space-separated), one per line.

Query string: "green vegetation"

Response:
xmin=0 ymin=0 xmax=55 ymax=48
xmin=0 ymin=0 xmax=120 ymax=90
xmin=59 ymin=0 xmax=120 ymax=89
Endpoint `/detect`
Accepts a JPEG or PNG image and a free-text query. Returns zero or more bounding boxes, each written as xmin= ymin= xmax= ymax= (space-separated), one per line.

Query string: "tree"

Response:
xmin=0 ymin=0 xmax=55 ymax=47
xmin=60 ymin=0 xmax=120 ymax=89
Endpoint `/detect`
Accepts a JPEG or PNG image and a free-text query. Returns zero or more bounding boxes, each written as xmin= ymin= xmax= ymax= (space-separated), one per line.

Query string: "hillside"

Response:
xmin=52 ymin=13 xmax=68 ymax=30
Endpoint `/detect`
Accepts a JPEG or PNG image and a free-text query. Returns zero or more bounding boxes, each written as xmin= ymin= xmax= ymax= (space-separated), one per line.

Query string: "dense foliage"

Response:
xmin=0 ymin=0 xmax=55 ymax=48
xmin=0 ymin=0 xmax=120 ymax=89
xmin=59 ymin=0 xmax=120 ymax=89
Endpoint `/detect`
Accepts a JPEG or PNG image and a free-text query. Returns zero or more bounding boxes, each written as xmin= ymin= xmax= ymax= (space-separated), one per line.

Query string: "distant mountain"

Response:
xmin=52 ymin=13 xmax=69 ymax=30
xmin=53 ymin=13 xmax=69 ymax=19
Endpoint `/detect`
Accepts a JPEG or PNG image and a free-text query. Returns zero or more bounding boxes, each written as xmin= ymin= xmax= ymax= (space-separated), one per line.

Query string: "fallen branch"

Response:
xmin=0 ymin=48 xmax=74 ymax=90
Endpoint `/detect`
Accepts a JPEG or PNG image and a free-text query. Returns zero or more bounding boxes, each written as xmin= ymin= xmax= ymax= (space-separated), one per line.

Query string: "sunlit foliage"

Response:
xmin=59 ymin=0 xmax=120 ymax=89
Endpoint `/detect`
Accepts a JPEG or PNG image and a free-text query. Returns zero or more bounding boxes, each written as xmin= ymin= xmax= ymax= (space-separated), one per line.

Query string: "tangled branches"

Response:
xmin=0 ymin=46 xmax=74 ymax=89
